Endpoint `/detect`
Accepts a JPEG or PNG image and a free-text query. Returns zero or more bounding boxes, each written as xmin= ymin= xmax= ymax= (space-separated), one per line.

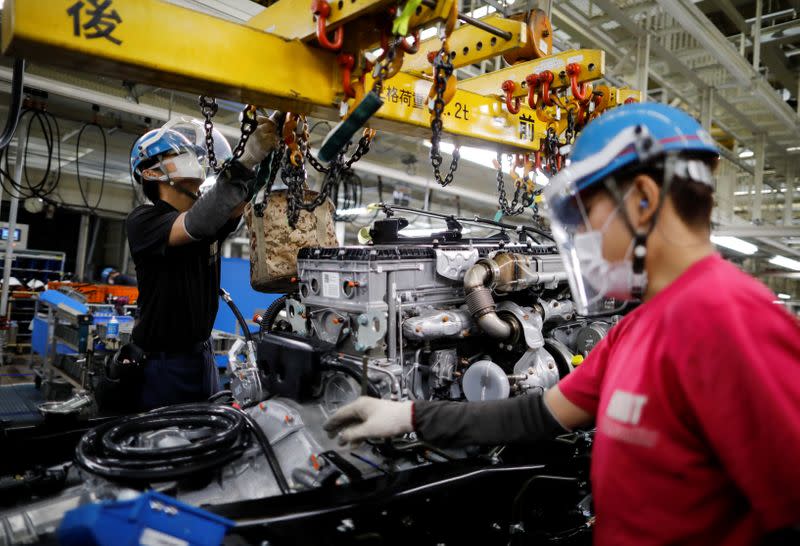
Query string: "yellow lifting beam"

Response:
xmin=459 ymin=49 xmax=606 ymax=98
xmin=402 ymin=14 xmax=528 ymax=76
xmin=246 ymin=0 xmax=455 ymax=44
xmin=246 ymin=0 xmax=392 ymax=37
xmin=360 ymin=71 xmax=545 ymax=151
xmin=2 ymin=0 xmax=544 ymax=152
xmin=2 ymin=0 xmax=339 ymax=118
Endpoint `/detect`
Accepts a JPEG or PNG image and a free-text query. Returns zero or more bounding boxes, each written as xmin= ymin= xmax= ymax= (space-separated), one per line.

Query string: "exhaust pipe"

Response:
xmin=464 ymin=252 xmax=567 ymax=339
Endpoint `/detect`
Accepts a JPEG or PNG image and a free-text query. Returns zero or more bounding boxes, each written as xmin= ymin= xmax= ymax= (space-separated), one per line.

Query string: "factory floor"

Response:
xmin=0 ymin=356 xmax=45 ymax=424
xmin=0 ymin=358 xmax=37 ymax=385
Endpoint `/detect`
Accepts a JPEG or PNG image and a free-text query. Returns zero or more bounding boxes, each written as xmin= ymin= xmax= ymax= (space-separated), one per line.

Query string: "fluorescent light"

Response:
xmin=422 ymin=141 xmax=532 ymax=178
xmin=420 ymin=27 xmax=437 ymax=40
xmin=769 ymin=255 xmax=800 ymax=271
xmin=778 ymin=293 xmax=792 ymax=300
xmin=465 ymin=5 xmax=496 ymax=18
xmin=710 ymin=235 xmax=758 ymax=255
xmin=733 ymin=188 xmax=784 ymax=196
xmin=336 ymin=206 xmax=370 ymax=216
xmin=787 ymin=146 xmax=800 ymax=152
xmin=738 ymin=149 xmax=754 ymax=158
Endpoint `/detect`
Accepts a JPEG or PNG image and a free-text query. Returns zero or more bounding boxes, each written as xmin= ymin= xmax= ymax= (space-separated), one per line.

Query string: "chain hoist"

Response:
xmin=495 ymin=154 xmax=534 ymax=217
xmin=429 ymin=43 xmax=460 ymax=187
xmin=198 ymin=95 xmax=258 ymax=174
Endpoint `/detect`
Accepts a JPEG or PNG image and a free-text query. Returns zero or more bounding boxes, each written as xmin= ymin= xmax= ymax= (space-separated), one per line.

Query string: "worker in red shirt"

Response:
xmin=324 ymin=103 xmax=800 ymax=545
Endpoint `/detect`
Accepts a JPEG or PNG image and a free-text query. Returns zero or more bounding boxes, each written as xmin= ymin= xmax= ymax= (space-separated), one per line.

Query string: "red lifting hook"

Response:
xmin=525 ymin=74 xmax=540 ymax=108
xmin=501 ymin=80 xmax=521 ymax=115
xmin=312 ymin=0 xmax=344 ymax=51
xmin=566 ymin=63 xmax=588 ymax=101
xmin=337 ymin=54 xmax=356 ymax=99
xmin=539 ymin=71 xmax=554 ymax=106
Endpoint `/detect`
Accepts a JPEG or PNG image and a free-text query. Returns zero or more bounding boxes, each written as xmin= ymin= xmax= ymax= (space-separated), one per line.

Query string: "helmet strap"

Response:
xmin=602 ymin=152 xmax=679 ymax=299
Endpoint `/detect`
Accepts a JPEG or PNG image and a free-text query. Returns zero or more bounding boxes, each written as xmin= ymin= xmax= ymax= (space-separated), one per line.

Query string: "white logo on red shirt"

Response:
xmin=601 ymin=389 xmax=658 ymax=447
xmin=606 ymin=390 xmax=648 ymax=425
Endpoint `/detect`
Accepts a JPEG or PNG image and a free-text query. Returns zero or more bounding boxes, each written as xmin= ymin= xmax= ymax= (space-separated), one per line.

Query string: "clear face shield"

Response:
xmin=151 ymin=151 xmax=206 ymax=183
xmin=545 ymin=182 xmax=639 ymax=315
xmin=152 ymin=117 xmax=233 ymax=177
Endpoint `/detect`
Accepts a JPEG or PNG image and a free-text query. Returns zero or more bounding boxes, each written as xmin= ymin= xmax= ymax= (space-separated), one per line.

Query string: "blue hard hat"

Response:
xmin=100 ymin=267 xmax=115 ymax=283
xmin=570 ymin=102 xmax=719 ymax=193
xmin=130 ymin=128 xmax=205 ymax=183
xmin=544 ymin=102 xmax=719 ymax=228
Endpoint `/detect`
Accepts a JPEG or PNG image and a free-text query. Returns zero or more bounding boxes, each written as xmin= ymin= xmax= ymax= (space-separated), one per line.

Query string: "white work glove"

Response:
xmin=323 ymin=396 xmax=414 ymax=446
xmin=237 ymin=115 xmax=279 ymax=171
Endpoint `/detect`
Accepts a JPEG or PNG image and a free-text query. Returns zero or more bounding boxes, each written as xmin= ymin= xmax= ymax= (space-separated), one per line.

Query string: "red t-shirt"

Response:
xmin=558 ymin=254 xmax=800 ymax=545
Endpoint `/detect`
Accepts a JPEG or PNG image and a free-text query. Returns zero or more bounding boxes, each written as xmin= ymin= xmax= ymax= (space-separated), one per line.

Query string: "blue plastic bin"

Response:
xmin=57 ymin=490 xmax=234 ymax=546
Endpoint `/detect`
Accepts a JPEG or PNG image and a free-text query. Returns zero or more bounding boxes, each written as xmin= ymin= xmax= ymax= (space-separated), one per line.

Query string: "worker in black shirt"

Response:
xmin=126 ymin=116 xmax=278 ymax=410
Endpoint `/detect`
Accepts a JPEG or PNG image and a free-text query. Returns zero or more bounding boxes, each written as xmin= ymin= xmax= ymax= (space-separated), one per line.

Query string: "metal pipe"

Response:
xmin=419 ymin=0 xmax=513 ymax=40
xmin=752 ymin=0 xmax=763 ymax=70
xmin=0 ymin=134 xmax=25 ymax=320
xmin=75 ymin=214 xmax=90 ymax=281
xmin=457 ymin=12 xmax=513 ymax=40
xmin=463 ymin=261 xmax=513 ymax=340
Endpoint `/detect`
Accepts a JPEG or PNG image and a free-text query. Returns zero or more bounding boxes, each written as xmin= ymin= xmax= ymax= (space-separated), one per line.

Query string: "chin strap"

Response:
xmin=603 ymin=152 xmax=681 ymax=299
xmin=166 ymin=179 xmax=200 ymax=201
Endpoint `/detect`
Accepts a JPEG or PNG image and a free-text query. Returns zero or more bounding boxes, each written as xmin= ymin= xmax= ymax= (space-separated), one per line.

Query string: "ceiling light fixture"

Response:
xmin=769 ymin=255 xmax=800 ymax=271
xmin=709 ymin=235 xmax=758 ymax=255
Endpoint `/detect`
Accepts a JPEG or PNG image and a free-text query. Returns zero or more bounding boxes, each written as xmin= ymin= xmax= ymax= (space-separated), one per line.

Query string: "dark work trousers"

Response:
xmin=138 ymin=340 xmax=221 ymax=410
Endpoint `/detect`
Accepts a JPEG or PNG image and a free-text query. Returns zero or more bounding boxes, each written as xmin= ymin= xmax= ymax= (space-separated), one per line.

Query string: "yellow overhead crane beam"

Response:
xmin=459 ymin=49 xmax=606 ymax=97
xmin=1 ymin=0 xmax=559 ymax=152
xmin=402 ymin=14 xmax=529 ymax=75
xmin=246 ymin=0 xmax=453 ymax=41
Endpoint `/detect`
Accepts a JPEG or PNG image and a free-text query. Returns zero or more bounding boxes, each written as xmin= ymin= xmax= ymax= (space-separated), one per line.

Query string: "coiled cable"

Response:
xmin=75 ymin=121 xmax=107 ymax=214
xmin=75 ymin=403 xmax=290 ymax=493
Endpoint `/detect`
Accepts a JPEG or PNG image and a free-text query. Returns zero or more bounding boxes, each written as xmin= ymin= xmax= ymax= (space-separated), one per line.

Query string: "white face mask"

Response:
xmin=571 ymin=192 xmax=644 ymax=302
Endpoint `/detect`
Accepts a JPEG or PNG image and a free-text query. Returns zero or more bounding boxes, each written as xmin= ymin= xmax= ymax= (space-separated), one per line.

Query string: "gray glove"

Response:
xmin=183 ymin=161 xmax=251 ymax=240
xmin=237 ymin=115 xmax=280 ymax=171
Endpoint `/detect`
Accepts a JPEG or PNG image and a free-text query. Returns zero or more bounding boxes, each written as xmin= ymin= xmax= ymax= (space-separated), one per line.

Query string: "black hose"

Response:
xmin=239 ymin=408 xmax=291 ymax=494
xmin=75 ymin=404 xmax=252 ymax=482
xmin=74 ymin=403 xmax=291 ymax=494
xmin=219 ymin=288 xmax=253 ymax=343
xmin=261 ymin=294 xmax=288 ymax=332
xmin=0 ymin=109 xmax=62 ymax=201
xmin=0 ymin=59 xmax=25 ymax=151
xmin=75 ymin=121 xmax=107 ymax=214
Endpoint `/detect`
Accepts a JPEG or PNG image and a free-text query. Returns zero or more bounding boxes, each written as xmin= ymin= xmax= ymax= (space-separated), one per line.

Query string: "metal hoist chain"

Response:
xmin=429 ymin=45 xmax=459 ymax=187
xmin=198 ymin=95 xmax=258 ymax=174
xmin=565 ymin=108 xmax=576 ymax=145
xmin=543 ymin=127 xmax=561 ymax=176
xmin=281 ymin=117 xmax=342 ymax=228
xmin=496 ymin=154 xmax=534 ymax=217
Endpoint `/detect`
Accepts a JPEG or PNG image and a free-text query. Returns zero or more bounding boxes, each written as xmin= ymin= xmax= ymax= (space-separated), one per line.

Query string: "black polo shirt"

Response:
xmin=126 ymin=200 xmax=239 ymax=352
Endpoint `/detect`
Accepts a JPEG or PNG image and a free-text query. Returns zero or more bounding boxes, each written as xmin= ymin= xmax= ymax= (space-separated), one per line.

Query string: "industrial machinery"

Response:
xmin=0 ymin=2 xmax=639 ymax=543
xmin=0 ymin=212 xmax=617 ymax=545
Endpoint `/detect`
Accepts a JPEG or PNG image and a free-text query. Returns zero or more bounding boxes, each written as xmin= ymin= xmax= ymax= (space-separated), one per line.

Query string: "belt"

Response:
xmin=144 ymin=339 xmax=211 ymax=360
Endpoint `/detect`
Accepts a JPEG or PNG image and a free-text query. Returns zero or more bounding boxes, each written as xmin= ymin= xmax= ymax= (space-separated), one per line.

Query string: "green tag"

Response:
xmin=493 ymin=210 xmax=504 ymax=222
xmin=392 ymin=0 xmax=424 ymax=36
